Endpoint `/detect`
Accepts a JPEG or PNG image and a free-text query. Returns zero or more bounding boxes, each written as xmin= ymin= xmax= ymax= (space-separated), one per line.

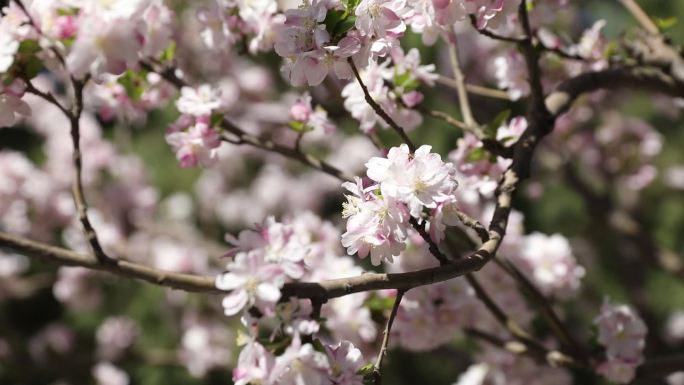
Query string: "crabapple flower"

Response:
xmin=233 ymin=340 xmax=275 ymax=385
xmin=215 ymin=250 xmax=286 ymax=316
xmin=93 ymin=362 xmax=129 ymax=385
xmin=355 ymin=0 xmax=409 ymax=39
xmin=366 ymin=144 xmax=458 ymax=218
xmin=268 ymin=333 xmax=331 ymax=385
xmin=325 ymin=341 xmax=365 ymax=385
xmin=0 ymin=27 xmax=19 ymax=72
xmin=594 ymin=299 xmax=647 ymax=383
xmin=176 ymin=85 xmax=226 ymax=117
xmin=96 ymin=317 xmax=139 ymax=361
xmin=493 ymin=49 xmax=529 ymax=100
xmin=289 ymin=92 xmax=336 ymax=135
xmin=179 ymin=319 xmax=234 ymax=377
xmin=516 ymin=233 xmax=585 ymax=298
xmin=67 ymin=15 xmax=142 ymax=78
xmin=0 ymin=79 xmax=31 ymax=127
xmin=165 ymin=116 xmax=222 ymax=168
xmin=341 ymin=177 xmax=409 ymax=265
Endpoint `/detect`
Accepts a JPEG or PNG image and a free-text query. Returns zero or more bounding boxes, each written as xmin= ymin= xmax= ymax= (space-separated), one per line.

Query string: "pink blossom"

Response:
xmin=179 ymin=318 xmax=234 ymax=377
xmin=341 ymin=177 xmax=409 ymax=265
xmin=355 ymin=0 xmax=409 ymax=39
xmin=325 ymin=341 xmax=365 ymax=385
xmin=516 ymin=233 xmax=585 ymax=298
xmin=66 ymin=12 xmax=142 ymax=78
xmin=141 ymin=0 xmax=175 ymax=57
xmin=594 ymin=299 xmax=647 ymax=383
xmin=0 ymin=79 xmax=31 ymax=127
xmin=493 ymin=49 xmax=529 ymax=100
xmin=96 ymin=317 xmax=139 ymax=361
xmin=0 ymin=24 xmax=19 ymax=72
xmin=268 ymin=334 xmax=331 ymax=385
xmin=165 ymin=119 xmax=222 ymax=168
xmin=215 ymin=250 xmax=286 ymax=316
xmin=596 ymin=358 xmax=639 ymax=384
xmin=366 ymin=144 xmax=458 ymax=218
xmin=176 ymin=85 xmax=226 ymax=117
xmin=93 ymin=362 xmax=129 ymax=385
xmin=233 ymin=340 xmax=275 ymax=385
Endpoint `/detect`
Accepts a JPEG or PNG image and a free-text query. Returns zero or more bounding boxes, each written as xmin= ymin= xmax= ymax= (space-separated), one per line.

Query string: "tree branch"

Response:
xmin=0 ymin=230 xmax=504 ymax=300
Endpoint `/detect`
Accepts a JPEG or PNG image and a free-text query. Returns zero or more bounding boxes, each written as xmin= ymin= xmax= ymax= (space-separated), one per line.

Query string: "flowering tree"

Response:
xmin=2 ymin=0 xmax=684 ymax=384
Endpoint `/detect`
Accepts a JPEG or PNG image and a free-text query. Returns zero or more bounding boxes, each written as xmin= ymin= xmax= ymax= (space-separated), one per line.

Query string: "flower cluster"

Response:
xmin=594 ymin=300 xmax=647 ymax=384
xmin=165 ymin=85 xmax=229 ymax=168
xmin=341 ymin=47 xmax=435 ymax=133
xmin=214 ymin=214 xmax=372 ymax=385
xmin=341 ymin=144 xmax=458 ymax=264
xmin=516 ymin=233 xmax=585 ymax=298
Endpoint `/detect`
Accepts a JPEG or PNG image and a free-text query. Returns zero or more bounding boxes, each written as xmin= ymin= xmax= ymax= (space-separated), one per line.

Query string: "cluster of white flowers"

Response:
xmin=594 ymin=300 xmax=647 ymax=384
xmin=341 ymin=144 xmax=459 ymax=265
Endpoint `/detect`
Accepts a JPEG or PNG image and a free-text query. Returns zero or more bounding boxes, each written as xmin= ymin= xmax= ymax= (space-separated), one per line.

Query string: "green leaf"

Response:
xmin=654 ymin=16 xmax=677 ymax=30
xmin=160 ymin=41 xmax=176 ymax=62
xmin=324 ymin=10 xmax=346 ymax=36
xmin=343 ymin=0 xmax=361 ymax=12
xmin=483 ymin=109 xmax=511 ymax=139
xmin=211 ymin=112 xmax=224 ymax=128
xmin=117 ymin=70 xmax=147 ymax=101
xmin=359 ymin=363 xmax=377 ymax=385
xmin=18 ymin=40 xmax=41 ymax=55
xmin=288 ymin=120 xmax=313 ymax=133
xmin=23 ymin=56 xmax=44 ymax=79
xmin=365 ymin=295 xmax=395 ymax=311
xmin=465 ymin=147 xmax=488 ymax=163
xmin=333 ymin=15 xmax=357 ymax=37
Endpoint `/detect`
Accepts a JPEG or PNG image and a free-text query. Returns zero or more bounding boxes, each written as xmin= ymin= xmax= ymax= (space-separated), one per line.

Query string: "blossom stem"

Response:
xmin=373 ymin=289 xmax=406 ymax=384
xmin=348 ymin=58 xmax=417 ymax=152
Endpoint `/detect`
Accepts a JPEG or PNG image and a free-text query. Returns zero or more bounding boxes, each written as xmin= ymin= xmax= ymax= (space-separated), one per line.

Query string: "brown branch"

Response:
xmin=347 ymin=58 xmax=417 ymax=152
xmin=373 ymin=289 xmax=406 ymax=384
xmin=68 ymin=77 xmax=112 ymax=264
xmin=545 ymin=67 xmax=684 ymax=117
xmin=0 ymin=230 xmax=504 ymax=300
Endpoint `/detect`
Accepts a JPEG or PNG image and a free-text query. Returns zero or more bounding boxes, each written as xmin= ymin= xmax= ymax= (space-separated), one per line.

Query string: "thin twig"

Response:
xmin=68 ymin=76 xmax=112 ymax=264
xmin=347 ymin=58 xmax=417 ymax=152
xmin=436 ymin=76 xmax=511 ymax=100
xmin=470 ymin=15 xmax=525 ymax=43
xmin=143 ymin=60 xmax=354 ymax=182
xmin=408 ymin=217 xmax=449 ymax=265
xmin=446 ymin=32 xmax=479 ymax=130
xmin=618 ymin=0 xmax=659 ymax=34
xmin=373 ymin=289 xmax=406 ymax=384
xmin=493 ymin=257 xmax=587 ymax=363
